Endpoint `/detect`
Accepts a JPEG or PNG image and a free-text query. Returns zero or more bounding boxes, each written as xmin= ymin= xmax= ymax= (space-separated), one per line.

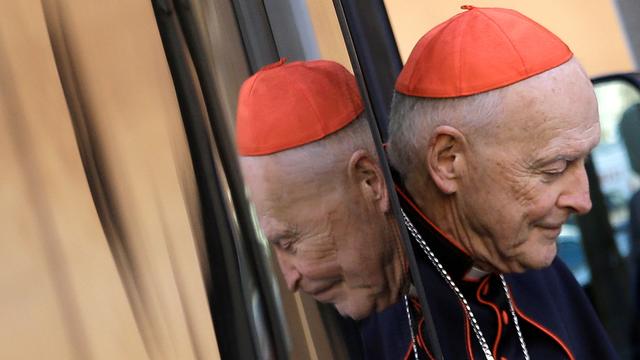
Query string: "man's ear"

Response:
xmin=347 ymin=150 xmax=390 ymax=213
xmin=425 ymin=125 xmax=467 ymax=195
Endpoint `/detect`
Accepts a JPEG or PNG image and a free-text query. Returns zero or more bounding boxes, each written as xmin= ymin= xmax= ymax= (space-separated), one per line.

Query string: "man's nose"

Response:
xmin=277 ymin=252 xmax=301 ymax=291
xmin=558 ymin=165 xmax=592 ymax=215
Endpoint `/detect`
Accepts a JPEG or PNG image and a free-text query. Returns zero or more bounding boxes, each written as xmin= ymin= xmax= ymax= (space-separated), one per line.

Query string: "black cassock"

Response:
xmin=359 ymin=185 xmax=618 ymax=360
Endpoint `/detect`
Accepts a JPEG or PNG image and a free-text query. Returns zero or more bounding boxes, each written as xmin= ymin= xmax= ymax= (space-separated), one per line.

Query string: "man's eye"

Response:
xmin=542 ymin=160 xmax=569 ymax=176
xmin=280 ymin=239 xmax=296 ymax=253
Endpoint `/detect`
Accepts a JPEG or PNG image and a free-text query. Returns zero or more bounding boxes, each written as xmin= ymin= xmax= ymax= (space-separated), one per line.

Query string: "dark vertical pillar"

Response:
xmin=339 ymin=0 xmax=403 ymax=140
xmin=230 ymin=0 xmax=279 ymax=72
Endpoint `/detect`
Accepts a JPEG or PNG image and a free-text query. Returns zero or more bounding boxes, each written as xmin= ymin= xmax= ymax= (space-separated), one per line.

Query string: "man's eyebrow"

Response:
xmin=267 ymin=227 xmax=297 ymax=244
xmin=533 ymin=154 xmax=578 ymax=167
xmin=531 ymin=141 xmax=598 ymax=168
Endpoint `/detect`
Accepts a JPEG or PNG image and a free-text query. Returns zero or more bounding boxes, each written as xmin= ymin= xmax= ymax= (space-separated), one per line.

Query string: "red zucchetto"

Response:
xmin=395 ymin=6 xmax=573 ymax=98
xmin=236 ymin=59 xmax=364 ymax=156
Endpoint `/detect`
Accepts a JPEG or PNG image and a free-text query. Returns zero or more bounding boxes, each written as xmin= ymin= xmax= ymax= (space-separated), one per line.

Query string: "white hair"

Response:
xmin=268 ymin=113 xmax=378 ymax=180
xmin=387 ymin=57 xmax=586 ymax=182
xmin=387 ymin=89 xmax=504 ymax=180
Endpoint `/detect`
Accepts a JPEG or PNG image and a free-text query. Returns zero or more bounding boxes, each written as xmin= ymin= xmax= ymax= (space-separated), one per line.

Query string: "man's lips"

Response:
xmin=537 ymin=216 xmax=568 ymax=230
xmin=542 ymin=226 xmax=562 ymax=237
xmin=305 ymin=281 xmax=339 ymax=302
xmin=537 ymin=221 xmax=566 ymax=237
xmin=539 ymin=224 xmax=563 ymax=230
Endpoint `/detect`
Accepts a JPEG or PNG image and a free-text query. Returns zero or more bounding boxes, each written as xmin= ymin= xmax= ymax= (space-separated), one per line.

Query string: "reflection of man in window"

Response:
xmin=236 ymin=60 xmax=409 ymax=320
xmin=361 ymin=6 xmax=617 ymax=360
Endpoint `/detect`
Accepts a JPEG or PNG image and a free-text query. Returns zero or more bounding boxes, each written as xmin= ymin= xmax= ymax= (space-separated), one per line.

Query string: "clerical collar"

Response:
xmin=395 ymin=181 xmax=481 ymax=282
xmin=464 ymin=266 xmax=490 ymax=281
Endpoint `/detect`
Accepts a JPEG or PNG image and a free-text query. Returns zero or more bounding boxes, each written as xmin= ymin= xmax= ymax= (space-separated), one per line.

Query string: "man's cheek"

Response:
xmin=298 ymin=258 xmax=340 ymax=279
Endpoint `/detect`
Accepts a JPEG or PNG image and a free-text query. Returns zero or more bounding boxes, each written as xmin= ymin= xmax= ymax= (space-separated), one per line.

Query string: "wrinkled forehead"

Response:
xmin=259 ymin=214 xmax=296 ymax=243
xmin=240 ymin=154 xmax=325 ymax=217
xmin=240 ymin=156 xmax=282 ymax=216
xmin=505 ymin=63 xmax=596 ymax=123
xmin=491 ymin=62 xmax=600 ymax=156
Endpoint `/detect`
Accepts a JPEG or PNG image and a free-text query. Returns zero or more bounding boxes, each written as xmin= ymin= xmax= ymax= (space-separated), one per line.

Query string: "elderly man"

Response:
xmin=360 ymin=6 xmax=618 ymax=360
xmin=236 ymin=59 xmax=408 ymax=320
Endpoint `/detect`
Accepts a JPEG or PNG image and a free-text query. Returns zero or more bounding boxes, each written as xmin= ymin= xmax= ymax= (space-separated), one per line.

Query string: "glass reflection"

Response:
xmin=228 ymin=0 xmax=416 ymax=357
xmin=557 ymin=215 xmax=591 ymax=285
xmin=236 ymin=59 xmax=408 ymax=321
xmin=591 ymin=80 xmax=640 ymax=359
xmin=593 ymin=81 xmax=640 ymax=258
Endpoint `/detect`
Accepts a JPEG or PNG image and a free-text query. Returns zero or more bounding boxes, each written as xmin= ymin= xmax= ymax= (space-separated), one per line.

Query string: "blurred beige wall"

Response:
xmin=305 ymin=1 xmax=635 ymax=77
xmin=385 ymin=0 xmax=636 ymax=77
xmin=0 ymin=0 xmax=220 ymax=358
xmin=305 ymin=0 xmax=351 ymax=70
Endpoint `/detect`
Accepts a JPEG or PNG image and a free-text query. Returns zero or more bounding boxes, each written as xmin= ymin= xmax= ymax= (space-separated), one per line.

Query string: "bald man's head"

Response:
xmin=387 ymin=57 xmax=591 ymax=185
xmin=240 ymin=115 xmax=408 ymax=319
xmin=241 ymin=114 xmax=376 ymax=188
xmin=388 ymin=57 xmax=599 ymax=273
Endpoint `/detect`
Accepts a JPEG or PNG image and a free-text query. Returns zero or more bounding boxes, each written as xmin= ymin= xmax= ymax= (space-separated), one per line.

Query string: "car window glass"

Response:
xmin=593 ymin=81 xmax=640 ymax=257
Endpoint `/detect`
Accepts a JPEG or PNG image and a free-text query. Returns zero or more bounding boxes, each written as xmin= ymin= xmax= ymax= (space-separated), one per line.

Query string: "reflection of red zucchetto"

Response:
xmin=236 ymin=59 xmax=364 ymax=156
xmin=395 ymin=5 xmax=573 ymax=98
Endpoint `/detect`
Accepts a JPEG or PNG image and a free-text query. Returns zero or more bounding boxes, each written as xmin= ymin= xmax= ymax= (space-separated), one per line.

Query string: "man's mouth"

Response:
xmin=306 ymin=282 xmax=339 ymax=302
xmin=541 ymin=226 xmax=562 ymax=238
xmin=537 ymin=222 xmax=565 ymax=238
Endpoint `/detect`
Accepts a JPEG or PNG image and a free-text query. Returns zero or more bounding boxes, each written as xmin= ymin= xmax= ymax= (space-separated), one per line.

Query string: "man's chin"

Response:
xmin=503 ymin=239 xmax=558 ymax=272
xmin=513 ymin=246 xmax=557 ymax=272
xmin=527 ymin=256 xmax=556 ymax=270
xmin=334 ymin=300 xmax=376 ymax=320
